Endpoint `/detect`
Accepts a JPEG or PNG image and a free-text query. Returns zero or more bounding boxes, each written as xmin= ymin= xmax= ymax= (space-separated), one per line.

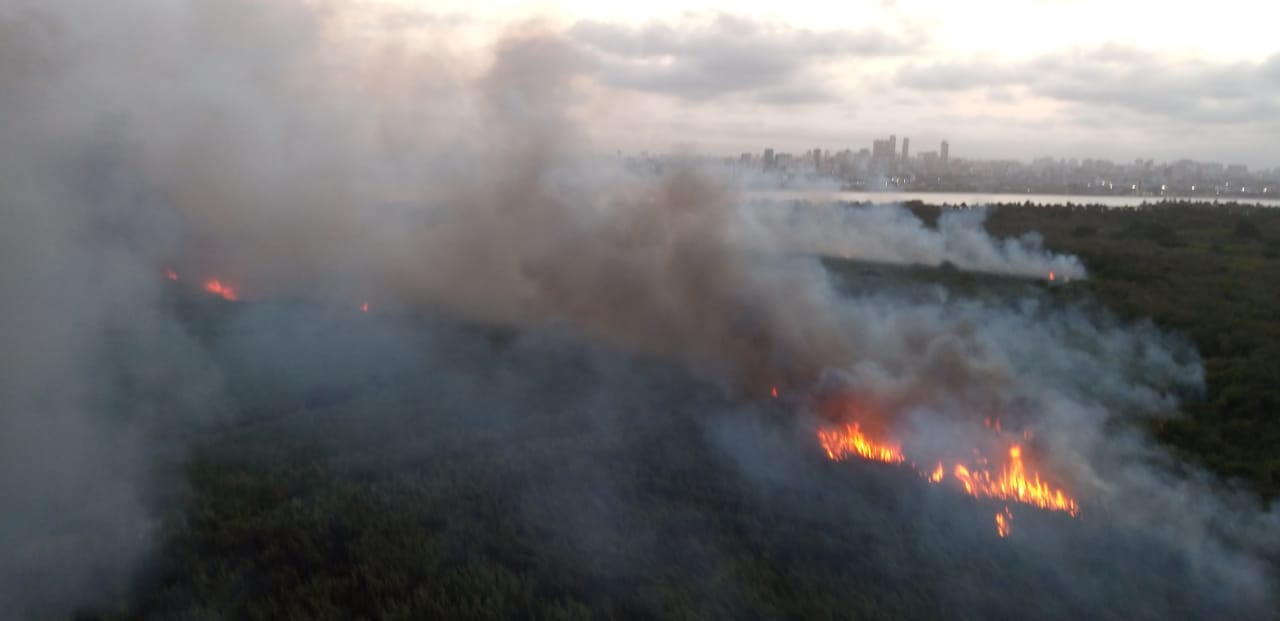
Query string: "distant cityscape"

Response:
xmin=630 ymin=136 xmax=1280 ymax=199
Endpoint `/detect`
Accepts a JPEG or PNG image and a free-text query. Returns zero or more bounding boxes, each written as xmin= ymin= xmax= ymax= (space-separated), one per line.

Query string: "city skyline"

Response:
xmin=640 ymin=136 xmax=1279 ymax=178
xmin=365 ymin=0 xmax=1280 ymax=168
xmin=627 ymin=136 xmax=1280 ymax=197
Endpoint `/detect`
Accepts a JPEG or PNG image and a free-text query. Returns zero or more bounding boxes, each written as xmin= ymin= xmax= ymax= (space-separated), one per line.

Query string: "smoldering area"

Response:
xmin=2 ymin=1 xmax=1277 ymax=619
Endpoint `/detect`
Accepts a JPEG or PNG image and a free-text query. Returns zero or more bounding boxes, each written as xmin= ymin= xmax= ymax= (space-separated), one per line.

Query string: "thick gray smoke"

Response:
xmin=749 ymin=201 xmax=1087 ymax=278
xmin=0 ymin=0 xmax=1276 ymax=618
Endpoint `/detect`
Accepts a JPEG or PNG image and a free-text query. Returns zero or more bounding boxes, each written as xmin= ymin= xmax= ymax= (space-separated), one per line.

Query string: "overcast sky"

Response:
xmin=365 ymin=0 xmax=1279 ymax=168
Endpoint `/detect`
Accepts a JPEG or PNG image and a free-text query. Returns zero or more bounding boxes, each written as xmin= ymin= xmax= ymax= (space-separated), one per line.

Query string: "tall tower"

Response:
xmin=940 ymin=140 xmax=950 ymax=162
xmin=889 ymin=134 xmax=897 ymax=157
xmin=764 ymin=148 xmax=775 ymax=168
xmin=902 ymin=137 xmax=910 ymax=161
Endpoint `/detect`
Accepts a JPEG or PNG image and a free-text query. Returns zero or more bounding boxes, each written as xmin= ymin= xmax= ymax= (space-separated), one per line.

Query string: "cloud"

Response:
xmin=569 ymin=13 xmax=921 ymax=103
xmin=3 ymin=1 xmax=1278 ymax=617
xmin=378 ymin=10 xmax=475 ymax=31
xmin=896 ymin=46 xmax=1280 ymax=127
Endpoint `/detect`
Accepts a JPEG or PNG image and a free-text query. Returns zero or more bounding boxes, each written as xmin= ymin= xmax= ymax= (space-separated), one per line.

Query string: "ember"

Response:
xmin=996 ymin=506 xmax=1013 ymax=538
xmin=203 ymin=279 xmax=239 ymax=301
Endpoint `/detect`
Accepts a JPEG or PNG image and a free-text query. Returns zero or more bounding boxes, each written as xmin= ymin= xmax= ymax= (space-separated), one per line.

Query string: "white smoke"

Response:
xmin=0 ymin=0 xmax=1275 ymax=618
xmin=746 ymin=200 xmax=1087 ymax=279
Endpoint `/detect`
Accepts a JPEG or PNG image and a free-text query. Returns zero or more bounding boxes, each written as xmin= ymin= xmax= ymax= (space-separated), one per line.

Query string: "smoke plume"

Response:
xmin=750 ymin=201 xmax=1087 ymax=278
xmin=0 ymin=0 xmax=1276 ymax=618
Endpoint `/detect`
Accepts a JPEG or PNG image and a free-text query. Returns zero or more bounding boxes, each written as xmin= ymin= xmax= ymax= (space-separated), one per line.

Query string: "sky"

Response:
xmin=361 ymin=0 xmax=1279 ymax=167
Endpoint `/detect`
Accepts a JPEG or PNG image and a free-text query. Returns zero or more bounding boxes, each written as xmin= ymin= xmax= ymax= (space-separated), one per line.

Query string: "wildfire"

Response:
xmin=952 ymin=445 xmax=1079 ymax=515
xmin=361 ymin=302 xmax=370 ymax=313
xmin=816 ymin=409 xmax=1080 ymax=537
xmin=203 ymin=278 xmax=239 ymax=301
xmin=771 ymin=386 xmax=779 ymax=399
xmin=817 ymin=423 xmax=905 ymax=464
xmin=1049 ymin=271 xmax=1056 ymax=282
xmin=166 ymin=267 xmax=179 ymax=281
xmin=996 ymin=506 xmax=1012 ymax=538
xmin=928 ymin=462 xmax=945 ymax=483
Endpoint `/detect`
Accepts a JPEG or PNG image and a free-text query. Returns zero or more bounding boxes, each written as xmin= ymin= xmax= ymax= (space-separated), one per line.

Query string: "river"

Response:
xmin=750 ymin=189 xmax=1280 ymax=208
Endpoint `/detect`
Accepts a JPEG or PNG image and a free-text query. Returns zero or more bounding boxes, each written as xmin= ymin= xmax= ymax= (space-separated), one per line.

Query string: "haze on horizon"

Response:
xmin=358 ymin=0 xmax=1278 ymax=168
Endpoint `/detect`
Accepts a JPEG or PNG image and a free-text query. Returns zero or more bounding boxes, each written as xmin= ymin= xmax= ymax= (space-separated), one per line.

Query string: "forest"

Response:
xmin=81 ymin=201 xmax=1279 ymax=621
xmin=980 ymin=201 xmax=1280 ymax=497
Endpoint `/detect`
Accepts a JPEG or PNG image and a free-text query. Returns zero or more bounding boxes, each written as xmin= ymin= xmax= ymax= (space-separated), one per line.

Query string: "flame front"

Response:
xmin=817 ymin=423 xmax=905 ymax=464
xmin=952 ymin=445 xmax=1079 ymax=516
xmin=203 ymin=279 xmax=239 ymax=301
xmin=816 ymin=412 xmax=1079 ymax=537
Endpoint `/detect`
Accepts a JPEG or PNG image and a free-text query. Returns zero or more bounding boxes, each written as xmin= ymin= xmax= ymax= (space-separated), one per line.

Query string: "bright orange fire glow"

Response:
xmin=952 ymin=445 xmax=1079 ymax=516
xmin=361 ymin=302 xmax=370 ymax=313
xmin=771 ymin=386 xmax=779 ymax=399
xmin=166 ymin=268 xmax=179 ymax=281
xmin=928 ymin=462 xmax=945 ymax=483
xmin=1048 ymin=271 xmax=1056 ymax=282
xmin=996 ymin=506 xmax=1012 ymax=538
xmin=816 ymin=408 xmax=1080 ymax=537
xmin=817 ymin=423 xmax=905 ymax=464
xmin=203 ymin=279 xmax=239 ymax=301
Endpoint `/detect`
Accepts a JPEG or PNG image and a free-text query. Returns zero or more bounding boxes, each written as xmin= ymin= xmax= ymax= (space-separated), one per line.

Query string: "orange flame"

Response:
xmin=1048 ymin=271 xmax=1056 ymax=282
xmin=995 ymin=506 xmax=1012 ymax=538
xmin=816 ymin=414 xmax=1079 ymax=537
xmin=203 ymin=279 xmax=239 ymax=301
xmin=771 ymin=386 xmax=779 ymax=399
xmin=952 ymin=445 xmax=1079 ymax=516
xmin=928 ymin=462 xmax=945 ymax=484
xmin=817 ymin=423 xmax=905 ymax=464
xmin=361 ymin=302 xmax=370 ymax=313
xmin=165 ymin=268 xmax=179 ymax=281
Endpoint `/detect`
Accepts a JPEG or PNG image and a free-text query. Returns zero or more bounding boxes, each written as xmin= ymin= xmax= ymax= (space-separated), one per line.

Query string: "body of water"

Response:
xmin=751 ymin=189 xmax=1280 ymax=208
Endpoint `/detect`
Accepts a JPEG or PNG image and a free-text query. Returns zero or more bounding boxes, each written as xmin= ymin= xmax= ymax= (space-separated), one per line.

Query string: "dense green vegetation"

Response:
xmin=86 ymin=202 xmax=1278 ymax=620
xmin=977 ymin=202 xmax=1280 ymax=497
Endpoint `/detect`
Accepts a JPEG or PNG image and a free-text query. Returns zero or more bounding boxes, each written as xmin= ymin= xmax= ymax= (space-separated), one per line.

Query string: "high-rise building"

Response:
xmin=902 ymin=137 xmax=910 ymax=161
xmin=764 ymin=148 xmax=775 ymax=168
xmin=872 ymin=136 xmax=899 ymax=159
xmin=940 ymin=140 xmax=950 ymax=162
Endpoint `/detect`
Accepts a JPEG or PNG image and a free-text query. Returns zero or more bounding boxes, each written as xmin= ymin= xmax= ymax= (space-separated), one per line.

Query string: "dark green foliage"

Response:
xmin=104 ymin=397 xmax=1246 ymax=621
xmin=82 ymin=201 xmax=1280 ymax=620
xmin=1234 ymin=218 xmax=1263 ymax=240
xmin=981 ymin=202 xmax=1280 ymax=498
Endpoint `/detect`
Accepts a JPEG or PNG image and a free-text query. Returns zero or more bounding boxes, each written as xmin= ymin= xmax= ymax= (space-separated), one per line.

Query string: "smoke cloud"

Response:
xmin=750 ymin=201 xmax=1087 ymax=278
xmin=0 ymin=0 xmax=1275 ymax=618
